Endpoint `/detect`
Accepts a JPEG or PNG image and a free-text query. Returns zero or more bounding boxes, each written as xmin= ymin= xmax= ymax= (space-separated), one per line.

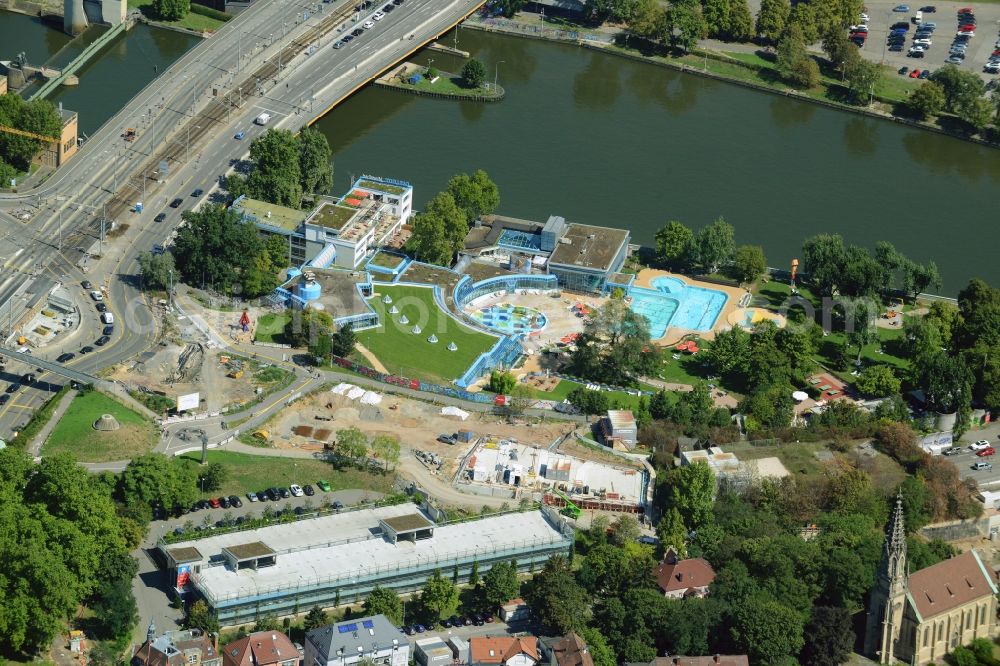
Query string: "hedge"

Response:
xmin=190 ymin=4 xmax=232 ymax=21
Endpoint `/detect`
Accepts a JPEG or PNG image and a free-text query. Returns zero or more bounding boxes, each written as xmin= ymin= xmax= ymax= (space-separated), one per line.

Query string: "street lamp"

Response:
xmin=494 ymin=60 xmax=505 ymax=91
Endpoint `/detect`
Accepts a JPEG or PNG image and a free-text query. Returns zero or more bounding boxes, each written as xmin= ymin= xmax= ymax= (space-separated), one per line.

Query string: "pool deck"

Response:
xmin=632 ymin=269 xmax=746 ymax=345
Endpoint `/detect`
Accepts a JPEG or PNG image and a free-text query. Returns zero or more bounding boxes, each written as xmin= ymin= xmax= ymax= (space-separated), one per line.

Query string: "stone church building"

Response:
xmin=865 ymin=496 xmax=998 ymax=665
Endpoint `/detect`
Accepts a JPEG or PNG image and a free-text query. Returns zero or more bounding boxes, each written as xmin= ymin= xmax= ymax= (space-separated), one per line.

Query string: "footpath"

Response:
xmin=27 ymin=388 xmax=76 ymax=458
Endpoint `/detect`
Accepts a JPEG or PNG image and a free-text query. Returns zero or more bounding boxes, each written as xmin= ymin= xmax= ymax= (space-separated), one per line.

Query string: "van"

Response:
xmin=973 ymin=461 xmax=993 ymax=471
xmin=100 ymin=312 xmax=114 ymax=325
xmin=254 ymin=113 xmax=271 ymax=125
xmin=914 ymin=10 xmax=922 ymax=23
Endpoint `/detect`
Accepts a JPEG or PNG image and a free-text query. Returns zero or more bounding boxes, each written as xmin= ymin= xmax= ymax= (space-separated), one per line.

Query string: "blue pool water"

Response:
xmin=629 ymin=277 xmax=728 ymax=338
xmin=471 ymin=304 xmax=548 ymax=335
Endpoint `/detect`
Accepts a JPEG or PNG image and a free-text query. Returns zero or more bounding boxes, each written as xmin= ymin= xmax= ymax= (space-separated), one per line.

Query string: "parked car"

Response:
xmin=947 ymin=54 xmax=964 ymax=62
xmin=920 ymin=69 xmax=931 ymax=78
xmin=331 ymin=499 xmax=344 ymax=509
xmin=81 ymin=280 xmax=93 ymax=290
xmin=333 ymin=41 xmax=344 ymax=48
xmin=970 ymin=440 xmax=991 ymax=451
xmin=209 ymin=497 xmax=221 ymax=508
xmin=229 ymin=495 xmax=243 ymax=507
xmin=90 ymin=290 xmax=103 ymax=301
xmin=220 ymin=496 xmax=231 ymax=509
xmin=234 ymin=131 xmax=246 ymax=140
xmin=352 ymin=28 xmax=363 ymax=36
xmin=303 ymin=484 xmax=315 ymax=496
xmin=56 ymin=352 xmax=75 ymax=363
xmin=403 ymin=626 xmax=415 ymax=636
xmin=290 ymin=484 xmax=304 ymax=497
xmin=977 ymin=447 xmax=995 ymax=457
xmin=372 ymin=10 xmax=384 ymax=19
xmin=267 ymin=487 xmax=280 ymax=501
xmin=279 ymin=487 xmax=291 ymax=499
xmin=192 ymin=188 xmax=204 ymax=197
xmin=893 ymin=4 xmax=910 ymax=11
xmin=95 ymin=335 xmax=110 ymax=346
xmin=6 ymin=383 xmax=20 ymax=394
xmin=920 ymin=4 xmax=935 ymax=11
xmin=79 ymin=346 xmax=94 ymax=354
xmin=169 ymin=198 xmax=183 ymax=208
xmin=973 ymin=461 xmax=993 ymax=471
xmin=103 ymin=325 xmax=114 ymax=336
xmin=247 ymin=492 xmax=259 ymax=502
xmin=317 ymin=479 xmax=332 ymax=491
xmin=363 ymin=20 xmax=374 ymax=28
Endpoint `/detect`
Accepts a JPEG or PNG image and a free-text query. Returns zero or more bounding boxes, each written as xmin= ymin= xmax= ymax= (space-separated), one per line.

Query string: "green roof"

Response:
xmin=236 ymin=197 xmax=308 ymax=232
xmin=357 ymin=179 xmax=407 ymax=196
xmin=310 ymin=202 xmax=359 ymax=231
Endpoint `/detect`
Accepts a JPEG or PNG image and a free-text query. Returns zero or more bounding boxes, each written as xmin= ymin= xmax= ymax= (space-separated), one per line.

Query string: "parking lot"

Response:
xmin=946 ymin=438 xmax=1000 ymax=487
xmin=857 ymin=0 xmax=1000 ymax=81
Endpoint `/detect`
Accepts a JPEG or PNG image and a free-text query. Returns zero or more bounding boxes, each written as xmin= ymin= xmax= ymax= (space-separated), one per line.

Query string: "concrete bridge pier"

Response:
xmin=64 ymin=0 xmax=87 ymax=35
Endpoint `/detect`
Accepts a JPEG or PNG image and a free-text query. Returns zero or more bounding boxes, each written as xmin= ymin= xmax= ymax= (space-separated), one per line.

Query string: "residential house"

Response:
xmin=133 ymin=626 xmax=220 ymax=666
xmin=654 ymin=548 xmax=716 ymax=599
xmin=538 ymin=633 xmax=592 ymax=666
xmin=222 ymin=631 xmax=299 ymax=666
xmin=304 ymin=615 xmax=409 ymax=666
xmin=469 ymin=636 xmax=539 ymax=666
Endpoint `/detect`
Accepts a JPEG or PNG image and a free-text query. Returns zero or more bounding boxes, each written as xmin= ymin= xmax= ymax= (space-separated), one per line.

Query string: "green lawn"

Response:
xmin=42 ymin=390 xmax=158 ymax=462
xmin=173 ymin=450 xmax=394 ymax=498
xmin=255 ymin=312 xmax=291 ymax=343
xmin=725 ymin=440 xmax=828 ymax=477
xmin=127 ymin=0 xmax=227 ymax=31
xmin=409 ymin=74 xmax=497 ymax=98
xmin=355 ymin=284 xmax=498 ymax=383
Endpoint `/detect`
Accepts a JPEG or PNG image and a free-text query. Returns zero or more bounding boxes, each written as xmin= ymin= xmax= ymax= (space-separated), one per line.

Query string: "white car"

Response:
xmin=970 ymin=440 xmax=991 ymax=452
xmin=860 ymin=12 xmax=870 ymax=21
xmin=372 ymin=10 xmax=385 ymax=19
xmin=290 ymin=484 xmax=304 ymax=497
xmin=363 ymin=19 xmax=374 ymax=28
xmin=994 ymin=39 xmax=1000 ymax=48
xmin=90 ymin=290 xmax=103 ymax=301
xmin=985 ymin=64 xmax=1000 ymax=73
xmin=956 ymin=29 xmax=974 ymax=37
xmin=913 ymin=38 xmax=932 ymax=45
xmin=909 ymin=44 xmax=928 ymax=52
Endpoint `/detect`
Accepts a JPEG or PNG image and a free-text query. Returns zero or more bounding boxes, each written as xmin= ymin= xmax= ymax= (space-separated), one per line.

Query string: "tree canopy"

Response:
xmin=0 ymin=94 xmax=62 ymax=173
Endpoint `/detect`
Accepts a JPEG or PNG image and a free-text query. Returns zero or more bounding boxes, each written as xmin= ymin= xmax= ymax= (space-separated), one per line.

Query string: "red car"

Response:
xmin=977 ymin=447 xmax=995 ymax=457
xmin=909 ymin=69 xmax=921 ymax=77
xmin=959 ymin=23 xmax=975 ymax=31
xmin=209 ymin=497 xmax=221 ymax=508
xmin=958 ymin=6 xmax=972 ymax=13
xmin=992 ymin=49 xmax=1000 ymax=56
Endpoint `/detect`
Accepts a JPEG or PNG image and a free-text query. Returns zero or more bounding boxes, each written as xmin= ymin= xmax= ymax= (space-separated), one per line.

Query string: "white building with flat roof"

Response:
xmin=161 ymin=506 xmax=573 ymax=626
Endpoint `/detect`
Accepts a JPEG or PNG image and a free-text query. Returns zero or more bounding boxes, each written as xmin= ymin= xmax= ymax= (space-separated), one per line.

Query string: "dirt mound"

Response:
xmin=292 ymin=425 xmax=314 ymax=437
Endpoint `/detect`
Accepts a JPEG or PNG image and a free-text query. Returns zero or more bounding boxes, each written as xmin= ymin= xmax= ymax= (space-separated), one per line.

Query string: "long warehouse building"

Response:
xmin=160 ymin=504 xmax=574 ymax=625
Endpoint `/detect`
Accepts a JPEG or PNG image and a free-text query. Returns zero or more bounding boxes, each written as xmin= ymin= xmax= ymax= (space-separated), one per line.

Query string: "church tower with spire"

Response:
xmin=865 ymin=494 xmax=908 ymax=664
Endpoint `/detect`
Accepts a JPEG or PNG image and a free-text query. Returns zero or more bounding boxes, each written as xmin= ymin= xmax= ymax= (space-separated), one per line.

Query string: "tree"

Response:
xmin=371 ymin=434 xmax=400 ymax=471
xmin=843 ymin=55 xmax=881 ymax=104
xmin=330 ymin=323 xmax=357 ymax=357
xmin=197 ymin=462 xmax=227 ymax=493
xmin=732 ymin=244 xmax=766 ymax=285
xmin=702 ymin=0 xmax=730 ymax=38
xmin=90 ymin=577 xmax=138 ymax=641
xmin=962 ymin=96 xmax=994 ymax=132
xmin=855 ymin=364 xmax=901 ymax=397
xmin=665 ymin=1 xmax=708 ymax=51
xmin=119 ymin=453 xmax=197 ymax=516
xmin=695 ymin=217 xmax=735 ymax=273
xmin=303 ymin=606 xmax=329 ymax=631
xmin=726 ymin=0 xmax=755 ymax=41
xmin=246 ymin=129 xmax=303 ymax=208
xmin=183 ymin=600 xmax=220 ymax=633
xmin=0 ymin=95 xmax=62 ymax=171
xmin=629 ymin=0 xmax=667 ymax=40
xmin=799 ymin=606 xmax=854 ymax=666
xmin=802 ymin=233 xmax=847 ymax=296
xmin=173 ymin=205 xmax=268 ymax=295
xmin=755 ymin=0 xmax=790 ymax=43
xmin=902 ymin=260 xmax=941 ymax=299
xmin=821 ymin=27 xmax=854 ymax=73
xmin=524 ymin=556 xmax=590 ymax=634
xmin=578 ymin=628 xmax=616 ymax=666
xmin=655 ymin=506 xmax=688 ymax=556
xmin=488 ymin=370 xmax=517 ymax=394
xmin=469 ymin=559 xmax=480 ymax=586
xmin=335 ymin=427 xmax=369 ymax=467
xmin=152 ymin=0 xmax=190 ymax=19
xmin=931 ymin=64 xmax=986 ymax=113
xmin=608 ymin=515 xmax=641 ymax=546
xmin=298 ymin=127 xmax=334 ymax=196
xmin=909 ymin=81 xmax=946 ymax=118
xmin=137 ymin=251 xmax=176 ymax=291
xmin=666 ymin=461 xmax=715 ymax=529
xmin=742 ymin=384 xmax=794 ymax=429
xmin=730 ymin=593 xmax=805 ymax=662
xmin=776 ymin=23 xmax=817 ymax=88
xmin=845 ymin=297 xmax=878 ymax=363
xmin=654 ymin=221 xmax=693 ymax=269
xmin=420 ymin=571 xmax=459 ymax=621
xmin=481 ymin=561 xmax=520 ymax=610
xmin=363 ymin=586 xmax=403 ymax=624
xmin=462 ymin=59 xmax=488 ymax=88
xmin=407 ymin=192 xmax=466 ymax=266
xmin=447 ymin=170 xmax=500 ymax=225
xmin=495 ymin=0 xmax=526 ymax=16
xmin=309 ymin=332 xmax=332 ymax=364
xmin=284 ymin=308 xmax=334 ymax=349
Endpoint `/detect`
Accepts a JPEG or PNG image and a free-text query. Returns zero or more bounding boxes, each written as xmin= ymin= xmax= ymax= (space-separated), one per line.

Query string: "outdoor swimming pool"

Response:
xmin=470 ymin=304 xmax=548 ymax=335
xmin=629 ymin=277 xmax=728 ymax=338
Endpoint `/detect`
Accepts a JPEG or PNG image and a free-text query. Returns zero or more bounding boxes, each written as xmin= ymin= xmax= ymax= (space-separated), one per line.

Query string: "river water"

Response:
xmin=314 ymin=28 xmax=1000 ymax=295
xmin=0 ymin=11 xmax=199 ymax=134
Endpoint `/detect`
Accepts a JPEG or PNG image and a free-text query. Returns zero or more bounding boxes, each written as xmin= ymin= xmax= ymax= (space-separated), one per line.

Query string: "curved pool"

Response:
xmin=470 ymin=304 xmax=548 ymax=335
xmin=630 ymin=277 xmax=728 ymax=338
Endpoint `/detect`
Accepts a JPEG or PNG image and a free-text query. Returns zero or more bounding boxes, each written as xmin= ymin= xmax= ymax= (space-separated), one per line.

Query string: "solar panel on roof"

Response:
xmin=337 ymin=623 xmax=358 ymax=633
xmin=362 ymin=620 xmax=374 ymax=629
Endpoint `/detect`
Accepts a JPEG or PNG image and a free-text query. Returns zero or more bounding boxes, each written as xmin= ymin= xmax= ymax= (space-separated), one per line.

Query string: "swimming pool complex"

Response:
xmin=470 ymin=304 xmax=548 ymax=335
xmin=629 ymin=277 xmax=728 ymax=339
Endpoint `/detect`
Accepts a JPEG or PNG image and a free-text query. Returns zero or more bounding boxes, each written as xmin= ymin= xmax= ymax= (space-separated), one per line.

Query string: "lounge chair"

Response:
xmin=808 ymin=378 xmax=821 ymax=385
xmin=818 ymin=384 xmax=832 ymax=391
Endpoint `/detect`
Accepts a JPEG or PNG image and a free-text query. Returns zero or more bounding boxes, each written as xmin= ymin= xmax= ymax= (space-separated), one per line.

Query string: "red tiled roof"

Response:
xmin=470 ymin=636 xmax=539 ymax=664
xmin=908 ymin=550 xmax=997 ymax=620
xmin=546 ymin=633 xmax=593 ymax=666
xmin=654 ymin=556 xmax=715 ymax=595
xmin=222 ymin=631 xmax=297 ymax=666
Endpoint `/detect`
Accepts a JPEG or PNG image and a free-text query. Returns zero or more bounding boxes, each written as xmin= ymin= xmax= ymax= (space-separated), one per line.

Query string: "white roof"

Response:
xmin=193 ymin=510 xmax=567 ymax=605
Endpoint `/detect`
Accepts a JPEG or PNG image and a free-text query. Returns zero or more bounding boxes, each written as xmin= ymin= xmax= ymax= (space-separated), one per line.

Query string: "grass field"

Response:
xmin=255 ymin=312 xmax=291 ymax=343
xmin=173 ymin=450 xmax=394 ymax=498
xmin=127 ymin=0 xmax=227 ymax=31
xmin=355 ymin=284 xmax=498 ymax=383
xmin=42 ymin=390 xmax=157 ymax=462
xmin=409 ymin=73 xmax=497 ymax=98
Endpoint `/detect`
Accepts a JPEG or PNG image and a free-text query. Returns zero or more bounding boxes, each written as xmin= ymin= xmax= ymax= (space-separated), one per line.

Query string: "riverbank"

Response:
xmin=462 ymin=13 xmax=999 ymax=151
xmin=374 ymin=61 xmax=504 ymax=101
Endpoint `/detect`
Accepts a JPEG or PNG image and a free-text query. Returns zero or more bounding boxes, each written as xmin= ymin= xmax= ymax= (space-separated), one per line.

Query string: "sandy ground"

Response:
xmin=107 ymin=343 xmax=260 ymax=412
xmin=264 ymin=386 xmax=577 ymax=462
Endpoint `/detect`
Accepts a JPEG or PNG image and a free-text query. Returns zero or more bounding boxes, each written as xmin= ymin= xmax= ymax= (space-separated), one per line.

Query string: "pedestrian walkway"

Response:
xmin=28 ymin=388 xmax=77 ymax=457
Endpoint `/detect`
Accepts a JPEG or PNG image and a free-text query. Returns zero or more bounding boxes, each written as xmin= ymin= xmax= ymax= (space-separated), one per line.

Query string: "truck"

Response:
xmin=255 ymin=112 xmax=271 ymax=125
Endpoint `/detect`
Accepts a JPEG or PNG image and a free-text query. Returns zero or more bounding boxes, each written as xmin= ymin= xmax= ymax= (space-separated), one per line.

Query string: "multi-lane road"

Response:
xmin=0 ymin=0 xmax=485 ymax=438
